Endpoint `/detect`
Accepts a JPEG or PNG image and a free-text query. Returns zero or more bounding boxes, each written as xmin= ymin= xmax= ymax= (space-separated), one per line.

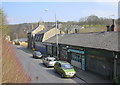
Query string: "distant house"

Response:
xmin=12 ymin=38 xmax=27 ymax=45
xmin=19 ymin=38 xmax=28 ymax=46
xmin=44 ymin=31 xmax=120 ymax=80
xmin=59 ymin=24 xmax=81 ymax=34
xmin=27 ymin=24 xmax=45 ymax=49
xmin=5 ymin=35 xmax=11 ymax=41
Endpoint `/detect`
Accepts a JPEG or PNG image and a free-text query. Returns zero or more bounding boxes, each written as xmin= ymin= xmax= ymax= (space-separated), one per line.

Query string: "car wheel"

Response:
xmin=61 ymin=74 xmax=64 ymax=78
xmin=35 ymin=56 xmax=37 ymax=59
xmin=46 ymin=65 xmax=49 ymax=68
xmin=36 ymin=57 xmax=39 ymax=59
xmin=72 ymin=75 xmax=76 ymax=78
xmin=43 ymin=62 xmax=46 ymax=66
xmin=54 ymin=69 xmax=57 ymax=73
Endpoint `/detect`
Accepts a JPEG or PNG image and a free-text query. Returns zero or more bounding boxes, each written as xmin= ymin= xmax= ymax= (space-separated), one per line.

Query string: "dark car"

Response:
xmin=33 ymin=51 xmax=42 ymax=59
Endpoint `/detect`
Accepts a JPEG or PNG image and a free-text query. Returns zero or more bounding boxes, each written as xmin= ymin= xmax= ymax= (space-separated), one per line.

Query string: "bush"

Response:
xmin=114 ymin=77 xmax=120 ymax=85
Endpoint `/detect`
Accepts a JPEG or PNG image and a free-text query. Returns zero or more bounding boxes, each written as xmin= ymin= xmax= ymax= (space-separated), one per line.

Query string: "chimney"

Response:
xmin=114 ymin=20 xmax=117 ymax=31
xmin=112 ymin=19 xmax=114 ymax=25
xmin=108 ymin=19 xmax=114 ymax=31
xmin=32 ymin=25 xmax=34 ymax=29
xmin=38 ymin=21 xmax=40 ymax=26
xmin=106 ymin=25 xmax=110 ymax=31
xmin=111 ymin=19 xmax=115 ymax=31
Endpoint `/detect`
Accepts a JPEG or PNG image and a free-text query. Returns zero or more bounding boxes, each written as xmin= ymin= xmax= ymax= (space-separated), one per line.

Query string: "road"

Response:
xmin=15 ymin=45 xmax=85 ymax=83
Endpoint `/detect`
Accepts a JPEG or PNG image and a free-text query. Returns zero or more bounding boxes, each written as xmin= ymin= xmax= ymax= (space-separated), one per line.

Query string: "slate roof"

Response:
xmin=34 ymin=33 xmax=44 ymax=42
xmin=36 ymin=24 xmax=55 ymax=34
xmin=12 ymin=38 xmax=27 ymax=42
xmin=44 ymin=31 xmax=119 ymax=51
xmin=27 ymin=24 xmax=39 ymax=33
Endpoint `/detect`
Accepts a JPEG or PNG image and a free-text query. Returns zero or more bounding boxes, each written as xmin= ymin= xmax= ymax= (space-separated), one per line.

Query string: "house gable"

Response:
xmin=32 ymin=25 xmax=45 ymax=34
xmin=42 ymin=28 xmax=65 ymax=42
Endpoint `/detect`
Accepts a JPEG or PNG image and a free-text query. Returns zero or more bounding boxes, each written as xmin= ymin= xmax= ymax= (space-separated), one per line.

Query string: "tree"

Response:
xmin=0 ymin=8 xmax=31 ymax=83
xmin=0 ymin=8 xmax=7 ymax=25
xmin=79 ymin=14 xmax=116 ymax=26
xmin=86 ymin=15 xmax=99 ymax=25
xmin=0 ymin=8 xmax=9 ymax=35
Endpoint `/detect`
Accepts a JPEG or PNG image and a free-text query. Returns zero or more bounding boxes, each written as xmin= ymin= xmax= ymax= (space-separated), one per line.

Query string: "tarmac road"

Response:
xmin=15 ymin=45 xmax=85 ymax=83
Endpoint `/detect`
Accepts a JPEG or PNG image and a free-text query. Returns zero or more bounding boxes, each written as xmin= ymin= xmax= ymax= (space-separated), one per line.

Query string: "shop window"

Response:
xmin=72 ymin=53 xmax=82 ymax=63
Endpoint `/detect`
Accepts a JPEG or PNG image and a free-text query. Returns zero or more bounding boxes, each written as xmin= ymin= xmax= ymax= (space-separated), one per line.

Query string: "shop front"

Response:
xmin=59 ymin=46 xmax=68 ymax=61
xmin=46 ymin=44 xmax=53 ymax=56
xmin=59 ymin=45 xmax=85 ymax=71
xmin=35 ymin=42 xmax=47 ymax=54
xmin=67 ymin=49 xmax=85 ymax=71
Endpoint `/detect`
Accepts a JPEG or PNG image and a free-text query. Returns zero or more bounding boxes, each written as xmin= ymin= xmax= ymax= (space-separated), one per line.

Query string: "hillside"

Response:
xmin=2 ymin=39 xmax=31 ymax=83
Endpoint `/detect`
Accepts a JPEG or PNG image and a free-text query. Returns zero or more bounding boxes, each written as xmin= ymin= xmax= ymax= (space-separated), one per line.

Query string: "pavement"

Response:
xmin=74 ymin=67 xmax=113 ymax=83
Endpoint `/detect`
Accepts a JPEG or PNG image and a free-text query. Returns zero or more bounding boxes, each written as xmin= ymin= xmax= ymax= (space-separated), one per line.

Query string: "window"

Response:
xmin=55 ymin=62 xmax=58 ymax=66
xmin=62 ymin=64 xmax=72 ymax=69
xmin=72 ymin=53 xmax=82 ymax=63
xmin=58 ymin=63 xmax=61 ymax=67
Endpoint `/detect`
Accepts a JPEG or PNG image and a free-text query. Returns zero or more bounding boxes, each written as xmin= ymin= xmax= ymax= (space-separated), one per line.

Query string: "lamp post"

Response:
xmin=44 ymin=9 xmax=59 ymax=59
xmin=55 ymin=12 xmax=59 ymax=59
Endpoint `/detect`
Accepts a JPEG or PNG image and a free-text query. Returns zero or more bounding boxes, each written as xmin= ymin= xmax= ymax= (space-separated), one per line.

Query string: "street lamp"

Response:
xmin=44 ymin=9 xmax=59 ymax=59
xmin=55 ymin=12 xmax=59 ymax=59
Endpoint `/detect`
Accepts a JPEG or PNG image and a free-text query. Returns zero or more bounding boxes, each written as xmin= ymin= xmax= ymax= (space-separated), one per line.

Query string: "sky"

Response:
xmin=1 ymin=1 xmax=119 ymax=24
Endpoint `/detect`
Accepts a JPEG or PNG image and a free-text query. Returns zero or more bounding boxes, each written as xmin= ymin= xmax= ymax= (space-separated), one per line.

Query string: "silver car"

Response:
xmin=42 ymin=57 xmax=57 ymax=67
xmin=33 ymin=51 xmax=42 ymax=59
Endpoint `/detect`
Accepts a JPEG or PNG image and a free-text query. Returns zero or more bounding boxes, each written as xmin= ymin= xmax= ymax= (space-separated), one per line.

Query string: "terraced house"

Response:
xmin=27 ymin=23 xmax=45 ymax=49
xmin=32 ymin=24 xmax=65 ymax=54
xmin=44 ymin=31 xmax=120 ymax=80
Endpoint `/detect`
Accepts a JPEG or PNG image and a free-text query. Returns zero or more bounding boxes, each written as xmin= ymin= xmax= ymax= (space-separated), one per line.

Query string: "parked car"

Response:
xmin=54 ymin=61 xmax=76 ymax=78
xmin=42 ymin=57 xmax=57 ymax=67
xmin=15 ymin=41 xmax=20 ymax=45
xmin=12 ymin=39 xmax=20 ymax=45
xmin=33 ymin=51 xmax=42 ymax=59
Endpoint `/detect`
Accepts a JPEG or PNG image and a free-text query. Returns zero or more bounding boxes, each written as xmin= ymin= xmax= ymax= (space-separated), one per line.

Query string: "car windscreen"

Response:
xmin=61 ymin=64 xmax=72 ymax=69
xmin=36 ymin=52 xmax=41 ymax=55
xmin=48 ymin=59 xmax=56 ymax=61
